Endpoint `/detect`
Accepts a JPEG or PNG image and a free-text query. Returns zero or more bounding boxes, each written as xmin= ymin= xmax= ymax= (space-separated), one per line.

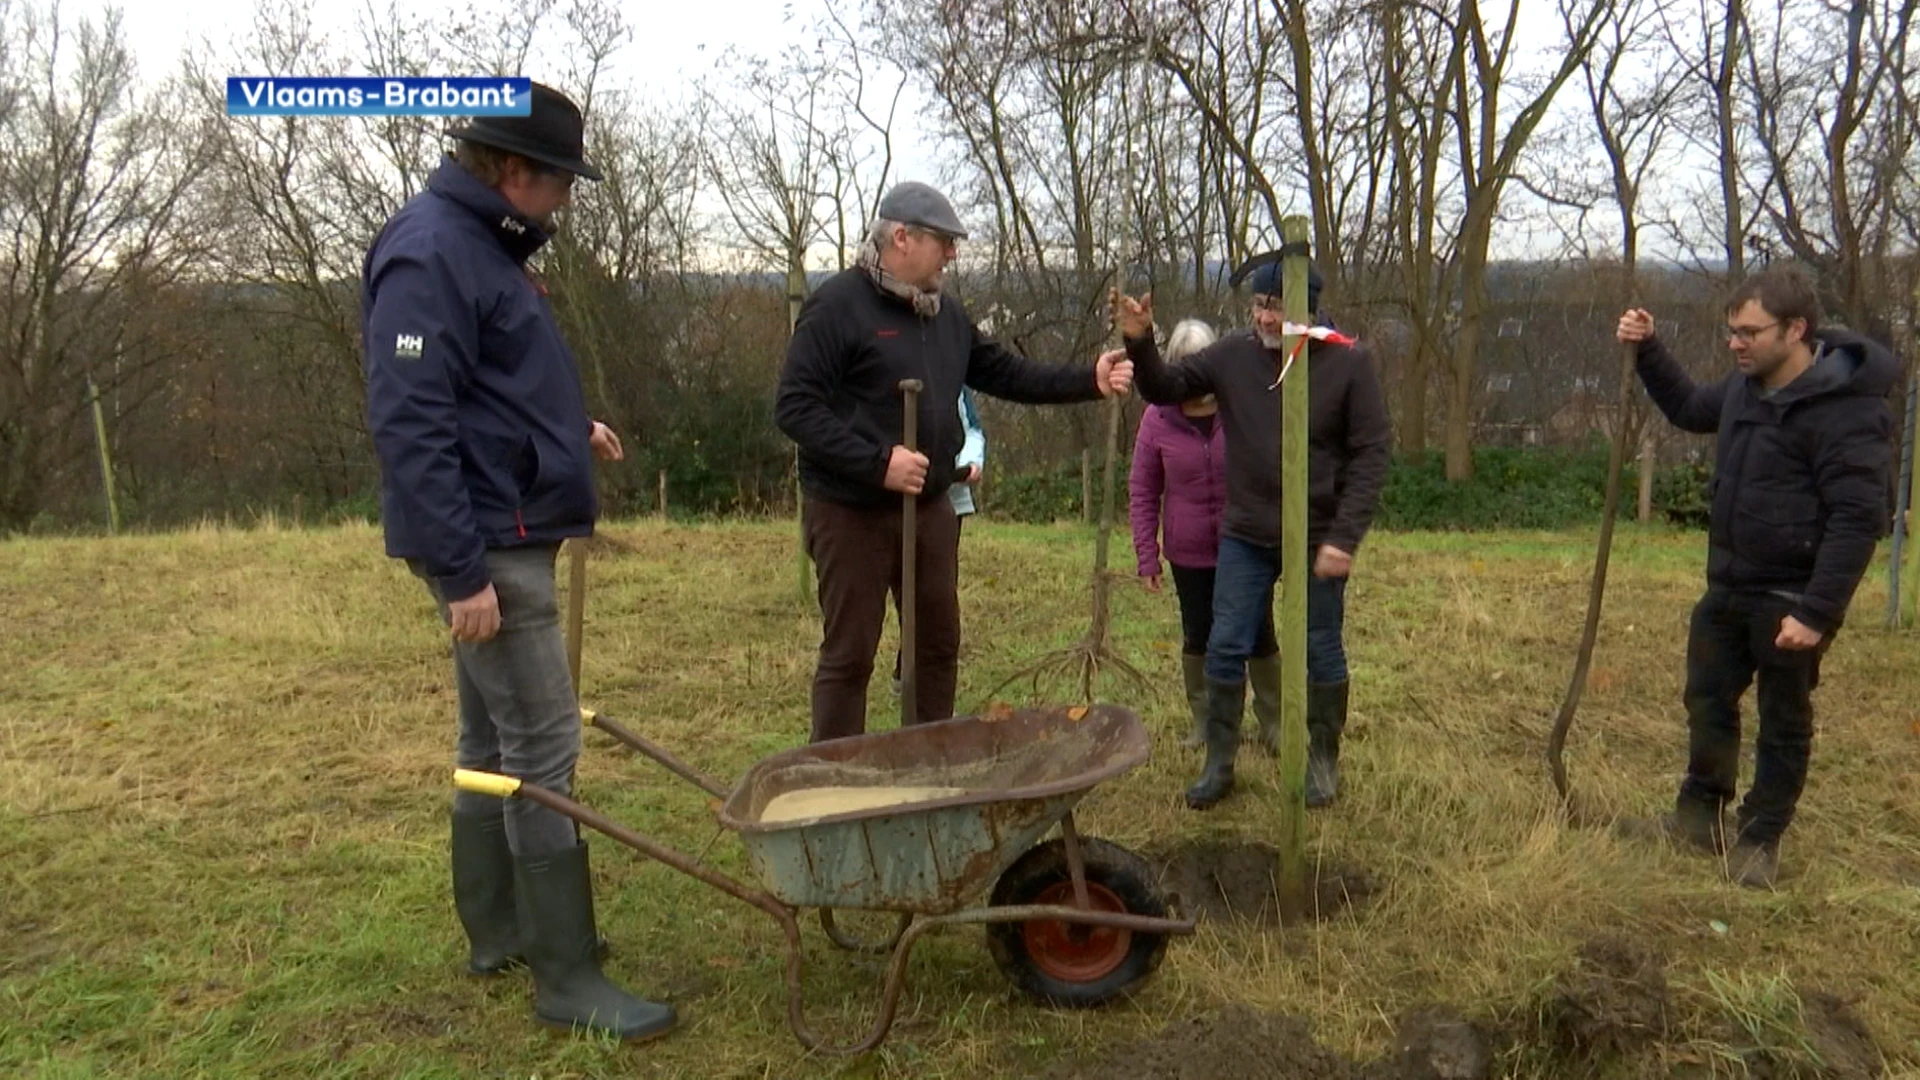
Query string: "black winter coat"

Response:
xmin=1635 ymin=329 xmax=1896 ymax=633
xmin=775 ymin=269 xmax=1101 ymax=509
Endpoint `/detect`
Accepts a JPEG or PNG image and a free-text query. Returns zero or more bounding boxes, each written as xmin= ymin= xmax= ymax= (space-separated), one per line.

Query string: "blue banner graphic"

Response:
xmin=226 ymin=77 xmax=533 ymax=117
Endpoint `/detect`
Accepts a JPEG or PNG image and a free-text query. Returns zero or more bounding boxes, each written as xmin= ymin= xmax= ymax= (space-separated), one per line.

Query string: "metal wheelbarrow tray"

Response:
xmin=453 ymin=704 xmax=1195 ymax=1054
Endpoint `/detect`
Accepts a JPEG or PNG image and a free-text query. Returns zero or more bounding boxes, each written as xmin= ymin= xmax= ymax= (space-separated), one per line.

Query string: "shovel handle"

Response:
xmin=898 ymin=378 xmax=923 ymax=728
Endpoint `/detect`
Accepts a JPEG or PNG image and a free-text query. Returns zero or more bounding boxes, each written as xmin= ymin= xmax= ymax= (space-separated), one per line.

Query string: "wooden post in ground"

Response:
xmin=1886 ymin=373 xmax=1914 ymax=628
xmin=1903 ymin=376 xmax=1920 ymax=628
xmin=1276 ymin=217 xmax=1312 ymax=918
xmin=1907 ymin=281 xmax=1920 ymax=627
xmin=87 ymin=373 xmax=121 ymax=534
xmin=1637 ymin=434 xmax=1654 ymax=523
xmin=565 ymin=539 xmax=588 ymax=697
xmin=1081 ymin=448 xmax=1092 ymax=524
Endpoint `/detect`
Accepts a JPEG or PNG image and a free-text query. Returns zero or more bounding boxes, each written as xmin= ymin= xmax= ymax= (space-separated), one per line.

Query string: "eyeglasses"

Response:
xmin=910 ymin=228 xmax=957 ymax=250
xmin=1726 ymin=320 xmax=1780 ymax=343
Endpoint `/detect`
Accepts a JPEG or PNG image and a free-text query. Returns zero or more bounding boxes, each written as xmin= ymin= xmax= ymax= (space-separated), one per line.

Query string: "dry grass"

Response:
xmin=2 ymin=518 xmax=1917 ymax=1078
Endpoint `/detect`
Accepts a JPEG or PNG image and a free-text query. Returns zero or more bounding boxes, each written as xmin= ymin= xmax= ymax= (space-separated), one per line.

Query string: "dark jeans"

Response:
xmin=804 ymin=495 xmax=961 ymax=742
xmin=1169 ymin=562 xmax=1275 ymax=659
xmin=1679 ymin=587 xmax=1831 ymax=846
xmin=1206 ymin=536 xmax=1349 ymax=685
xmin=414 ymin=544 xmax=581 ymax=855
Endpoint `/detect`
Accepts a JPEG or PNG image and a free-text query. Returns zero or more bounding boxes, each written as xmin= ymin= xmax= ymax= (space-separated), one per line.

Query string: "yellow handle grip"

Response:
xmin=452 ymin=769 xmax=523 ymax=799
xmin=580 ymin=707 xmax=598 ymax=728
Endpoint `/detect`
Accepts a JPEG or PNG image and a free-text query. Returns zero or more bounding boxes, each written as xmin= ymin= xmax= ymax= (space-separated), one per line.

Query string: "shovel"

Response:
xmin=898 ymin=378 xmax=923 ymax=728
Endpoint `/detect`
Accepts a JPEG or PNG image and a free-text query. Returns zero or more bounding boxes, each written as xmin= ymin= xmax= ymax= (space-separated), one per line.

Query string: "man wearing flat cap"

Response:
xmin=777 ymin=181 xmax=1135 ymax=743
xmin=1109 ymin=254 xmax=1391 ymax=811
xmin=362 ymin=81 xmax=675 ymax=1041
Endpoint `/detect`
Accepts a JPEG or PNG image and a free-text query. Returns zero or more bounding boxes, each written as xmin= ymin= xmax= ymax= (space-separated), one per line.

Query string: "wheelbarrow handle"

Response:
xmin=444 ymin=769 xmax=874 ymax=1053
xmin=453 ymin=769 xmax=523 ymax=799
xmin=447 ymin=768 xmax=786 ymax=917
xmin=582 ymin=708 xmax=731 ymax=801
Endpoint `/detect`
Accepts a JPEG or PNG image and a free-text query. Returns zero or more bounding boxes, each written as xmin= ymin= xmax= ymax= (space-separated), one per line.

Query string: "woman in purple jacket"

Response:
xmin=1130 ymin=319 xmax=1280 ymax=751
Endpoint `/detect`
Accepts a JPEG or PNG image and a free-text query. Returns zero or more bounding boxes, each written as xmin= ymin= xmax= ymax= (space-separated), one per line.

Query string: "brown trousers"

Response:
xmin=802 ymin=494 xmax=961 ymax=742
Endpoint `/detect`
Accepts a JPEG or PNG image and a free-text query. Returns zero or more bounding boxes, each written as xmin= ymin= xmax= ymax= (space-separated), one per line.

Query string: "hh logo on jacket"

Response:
xmin=394 ymin=333 xmax=424 ymax=359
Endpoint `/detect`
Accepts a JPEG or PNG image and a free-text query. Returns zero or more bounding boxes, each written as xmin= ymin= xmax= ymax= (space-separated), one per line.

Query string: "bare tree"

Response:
xmin=1380 ymin=0 xmax=1470 ymax=454
xmin=1653 ymin=0 xmax=1750 ymax=277
xmin=0 ymin=2 xmax=208 ymax=532
xmin=1741 ymin=0 xmax=1919 ymax=336
xmin=1439 ymin=0 xmax=1618 ymax=482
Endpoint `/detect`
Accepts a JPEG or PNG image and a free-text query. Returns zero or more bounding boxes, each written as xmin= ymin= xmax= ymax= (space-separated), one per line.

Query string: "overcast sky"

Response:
xmin=70 ymin=0 xmax=800 ymax=93
xmin=59 ymin=0 xmax=1662 ymax=264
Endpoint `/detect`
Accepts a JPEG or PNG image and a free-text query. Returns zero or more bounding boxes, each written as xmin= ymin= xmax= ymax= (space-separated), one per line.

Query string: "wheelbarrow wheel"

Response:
xmin=985 ymin=837 xmax=1169 ymax=1008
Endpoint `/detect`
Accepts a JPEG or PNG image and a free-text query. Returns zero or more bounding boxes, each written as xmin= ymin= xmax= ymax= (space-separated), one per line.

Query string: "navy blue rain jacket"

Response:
xmin=362 ymin=158 xmax=596 ymax=601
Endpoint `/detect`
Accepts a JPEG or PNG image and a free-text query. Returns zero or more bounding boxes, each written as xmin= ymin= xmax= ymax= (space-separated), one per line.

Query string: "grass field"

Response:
xmin=4 ymin=518 xmax=1917 ymax=1078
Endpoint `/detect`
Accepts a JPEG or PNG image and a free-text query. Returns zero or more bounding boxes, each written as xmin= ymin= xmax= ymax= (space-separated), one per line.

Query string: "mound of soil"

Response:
xmin=1048 ymin=1003 xmax=1497 ymax=1080
xmin=1048 ymin=1004 xmax=1367 ymax=1080
xmin=1541 ymin=936 xmax=1671 ymax=1058
xmin=1152 ymin=840 xmax=1375 ymax=926
xmin=1732 ymin=991 xmax=1886 ymax=1080
xmin=1394 ymin=1006 xmax=1493 ymax=1080
xmin=1799 ymin=993 xmax=1885 ymax=1080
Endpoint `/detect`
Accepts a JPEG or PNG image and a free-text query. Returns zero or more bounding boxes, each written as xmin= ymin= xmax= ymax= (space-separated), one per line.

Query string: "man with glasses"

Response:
xmin=363 ymin=82 xmax=676 ymax=1040
xmin=1109 ymin=253 xmax=1392 ymax=811
xmin=1615 ymin=266 xmax=1895 ymax=888
xmin=776 ymin=181 xmax=1135 ymax=743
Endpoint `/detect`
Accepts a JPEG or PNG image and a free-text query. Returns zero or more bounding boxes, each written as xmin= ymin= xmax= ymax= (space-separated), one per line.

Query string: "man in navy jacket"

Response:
xmin=363 ymin=82 xmax=673 ymax=1041
xmin=1616 ymin=267 xmax=1895 ymax=889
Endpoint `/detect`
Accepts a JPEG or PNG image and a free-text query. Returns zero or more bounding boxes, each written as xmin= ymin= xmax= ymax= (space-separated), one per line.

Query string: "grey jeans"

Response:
xmin=415 ymin=543 xmax=581 ymax=855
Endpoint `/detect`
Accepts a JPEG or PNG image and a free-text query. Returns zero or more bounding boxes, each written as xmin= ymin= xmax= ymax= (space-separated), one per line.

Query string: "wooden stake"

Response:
xmin=1276 ymin=216 xmax=1312 ymax=918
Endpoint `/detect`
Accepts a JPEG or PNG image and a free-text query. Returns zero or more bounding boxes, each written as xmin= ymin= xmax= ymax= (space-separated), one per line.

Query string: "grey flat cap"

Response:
xmin=876 ymin=181 xmax=969 ymax=240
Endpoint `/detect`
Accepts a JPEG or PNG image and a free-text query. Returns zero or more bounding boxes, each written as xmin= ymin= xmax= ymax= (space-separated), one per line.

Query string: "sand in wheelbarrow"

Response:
xmin=1150 ymin=839 xmax=1375 ymax=926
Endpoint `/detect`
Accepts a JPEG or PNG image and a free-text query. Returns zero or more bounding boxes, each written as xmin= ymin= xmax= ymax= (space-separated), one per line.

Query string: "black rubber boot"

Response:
xmin=515 ymin=843 xmax=677 ymax=1041
xmin=1179 ymin=654 xmax=1208 ymax=749
xmin=451 ymin=804 xmax=523 ymax=975
xmin=1726 ymin=836 xmax=1780 ymax=889
xmin=1248 ymin=653 xmax=1282 ymax=755
xmin=1305 ymin=681 xmax=1348 ymax=808
xmin=1186 ymin=679 xmax=1244 ymax=810
xmin=1617 ymin=794 xmax=1727 ymax=855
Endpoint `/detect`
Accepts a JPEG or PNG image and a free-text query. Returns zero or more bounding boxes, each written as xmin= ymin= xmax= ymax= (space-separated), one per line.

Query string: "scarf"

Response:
xmin=857 ymin=237 xmax=942 ymax=317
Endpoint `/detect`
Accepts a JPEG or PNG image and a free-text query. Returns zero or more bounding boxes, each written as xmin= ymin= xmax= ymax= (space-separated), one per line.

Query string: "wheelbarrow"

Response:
xmin=452 ymin=703 xmax=1194 ymax=1054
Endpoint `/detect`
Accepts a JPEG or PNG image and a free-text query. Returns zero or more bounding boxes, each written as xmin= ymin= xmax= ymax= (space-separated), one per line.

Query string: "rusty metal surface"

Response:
xmin=717 ymin=705 xmax=1152 ymax=912
xmin=491 ymin=769 xmax=1194 ymax=1057
xmin=588 ymin=711 xmax=732 ymax=800
xmin=1059 ymin=811 xmax=1092 ymax=912
xmin=818 ymin=909 xmax=911 ymax=954
xmin=787 ymin=902 xmax=1194 ymax=1056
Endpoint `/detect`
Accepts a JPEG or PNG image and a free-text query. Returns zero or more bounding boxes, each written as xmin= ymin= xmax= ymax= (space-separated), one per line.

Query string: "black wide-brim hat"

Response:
xmin=446 ymin=81 xmax=603 ymax=182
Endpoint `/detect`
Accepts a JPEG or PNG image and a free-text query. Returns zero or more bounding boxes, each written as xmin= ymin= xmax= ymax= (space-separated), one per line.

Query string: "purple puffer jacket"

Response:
xmin=1130 ymin=403 xmax=1227 ymax=576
